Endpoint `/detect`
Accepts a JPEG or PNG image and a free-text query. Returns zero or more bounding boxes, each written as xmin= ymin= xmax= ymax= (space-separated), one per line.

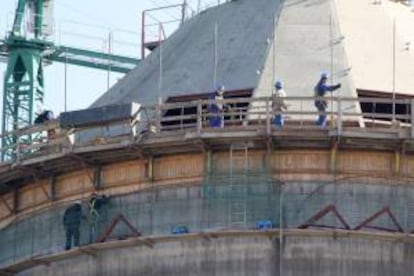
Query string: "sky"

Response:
xmin=0 ymin=0 xmax=218 ymax=118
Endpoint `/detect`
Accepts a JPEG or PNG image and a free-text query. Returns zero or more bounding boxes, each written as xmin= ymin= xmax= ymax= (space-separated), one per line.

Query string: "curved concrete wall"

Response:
xmin=18 ymin=235 xmax=414 ymax=276
xmin=2 ymin=180 xmax=414 ymax=273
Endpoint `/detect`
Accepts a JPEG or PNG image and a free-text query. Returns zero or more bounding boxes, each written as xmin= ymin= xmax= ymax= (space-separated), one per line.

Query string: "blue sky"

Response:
xmin=0 ymin=0 xmax=215 ymax=117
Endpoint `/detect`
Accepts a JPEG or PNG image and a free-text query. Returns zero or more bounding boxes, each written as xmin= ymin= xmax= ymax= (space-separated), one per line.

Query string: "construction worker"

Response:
xmin=34 ymin=109 xmax=54 ymax=124
xmin=314 ymin=73 xmax=341 ymax=126
xmin=63 ymin=201 xmax=82 ymax=250
xmin=272 ymin=81 xmax=288 ymax=127
xmin=208 ymin=85 xmax=229 ymax=128
xmin=34 ymin=109 xmax=56 ymax=139
xmin=87 ymin=193 xmax=110 ymax=243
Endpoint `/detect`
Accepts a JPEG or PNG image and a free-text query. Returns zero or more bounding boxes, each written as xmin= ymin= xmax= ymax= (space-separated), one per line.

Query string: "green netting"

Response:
xmin=0 ymin=175 xmax=413 ymax=268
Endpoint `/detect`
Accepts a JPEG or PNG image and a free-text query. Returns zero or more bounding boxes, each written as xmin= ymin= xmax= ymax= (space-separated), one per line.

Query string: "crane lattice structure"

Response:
xmin=0 ymin=0 xmax=140 ymax=160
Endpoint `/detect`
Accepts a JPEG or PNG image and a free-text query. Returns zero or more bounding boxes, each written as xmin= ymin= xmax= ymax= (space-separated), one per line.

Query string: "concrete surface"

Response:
xmin=335 ymin=0 xmax=414 ymax=94
xmin=258 ymin=0 xmax=357 ymax=115
xmin=19 ymin=236 xmax=414 ymax=276
xmin=2 ymin=181 xmax=414 ymax=273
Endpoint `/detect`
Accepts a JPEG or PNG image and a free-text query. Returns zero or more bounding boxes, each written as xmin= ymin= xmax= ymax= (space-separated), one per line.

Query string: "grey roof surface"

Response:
xmin=92 ymin=0 xmax=358 ymax=118
xmin=92 ymin=0 xmax=282 ymax=107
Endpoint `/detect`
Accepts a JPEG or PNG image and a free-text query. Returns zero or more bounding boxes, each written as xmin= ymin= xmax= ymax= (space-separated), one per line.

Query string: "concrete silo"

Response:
xmin=2 ymin=0 xmax=414 ymax=275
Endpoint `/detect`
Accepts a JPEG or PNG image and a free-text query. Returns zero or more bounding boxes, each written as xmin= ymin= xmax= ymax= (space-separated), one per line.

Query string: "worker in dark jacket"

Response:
xmin=34 ymin=109 xmax=56 ymax=139
xmin=63 ymin=202 xmax=82 ymax=250
xmin=314 ymin=73 xmax=341 ymax=126
xmin=88 ymin=193 xmax=110 ymax=243
xmin=34 ymin=110 xmax=54 ymax=124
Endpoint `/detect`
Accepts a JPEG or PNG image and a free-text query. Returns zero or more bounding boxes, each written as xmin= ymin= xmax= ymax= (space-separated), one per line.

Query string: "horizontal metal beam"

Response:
xmin=46 ymin=45 xmax=140 ymax=73
xmin=47 ymin=56 xmax=132 ymax=74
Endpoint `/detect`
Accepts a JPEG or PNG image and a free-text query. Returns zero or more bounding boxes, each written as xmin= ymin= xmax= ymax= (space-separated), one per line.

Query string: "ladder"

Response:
xmin=228 ymin=143 xmax=249 ymax=228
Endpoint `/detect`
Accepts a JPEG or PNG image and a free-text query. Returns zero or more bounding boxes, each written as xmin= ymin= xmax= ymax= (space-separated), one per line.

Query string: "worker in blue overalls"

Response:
xmin=208 ymin=85 xmax=229 ymax=128
xmin=314 ymin=73 xmax=341 ymax=127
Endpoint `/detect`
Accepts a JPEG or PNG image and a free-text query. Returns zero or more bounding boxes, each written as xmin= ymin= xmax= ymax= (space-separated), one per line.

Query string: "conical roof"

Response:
xmin=92 ymin=0 xmax=355 ymax=110
xmin=92 ymin=0 xmax=282 ymax=107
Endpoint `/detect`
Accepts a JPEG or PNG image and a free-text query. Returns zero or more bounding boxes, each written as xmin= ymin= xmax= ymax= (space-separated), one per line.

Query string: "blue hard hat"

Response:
xmin=216 ymin=84 xmax=225 ymax=92
xmin=275 ymin=81 xmax=283 ymax=89
xmin=321 ymin=72 xmax=329 ymax=79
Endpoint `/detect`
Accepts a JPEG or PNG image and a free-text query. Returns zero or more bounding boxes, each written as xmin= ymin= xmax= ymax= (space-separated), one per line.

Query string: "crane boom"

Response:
xmin=1 ymin=0 xmax=140 ymax=160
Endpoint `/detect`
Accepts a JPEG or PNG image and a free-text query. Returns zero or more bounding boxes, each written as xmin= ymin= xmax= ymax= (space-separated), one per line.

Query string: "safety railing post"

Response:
xmin=15 ymin=140 xmax=21 ymax=163
xmin=266 ymin=98 xmax=271 ymax=135
xmin=411 ymin=99 xmax=414 ymax=138
xmin=197 ymin=100 xmax=202 ymax=135
xmin=337 ymin=97 xmax=342 ymax=136
xmin=300 ymin=98 xmax=304 ymax=127
xmin=156 ymin=97 xmax=162 ymax=133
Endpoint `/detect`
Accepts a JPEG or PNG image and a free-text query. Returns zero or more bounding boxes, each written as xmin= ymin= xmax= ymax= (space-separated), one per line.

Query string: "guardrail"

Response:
xmin=0 ymin=96 xmax=412 ymax=164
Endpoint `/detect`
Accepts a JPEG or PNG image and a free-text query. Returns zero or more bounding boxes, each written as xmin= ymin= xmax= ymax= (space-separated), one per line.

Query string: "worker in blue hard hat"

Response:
xmin=208 ymin=84 xmax=229 ymax=128
xmin=314 ymin=73 xmax=341 ymax=127
xmin=272 ymin=80 xmax=288 ymax=127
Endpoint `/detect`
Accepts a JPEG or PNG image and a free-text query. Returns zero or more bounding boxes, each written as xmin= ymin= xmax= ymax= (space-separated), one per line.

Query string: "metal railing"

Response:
xmin=0 ymin=96 xmax=413 ymax=164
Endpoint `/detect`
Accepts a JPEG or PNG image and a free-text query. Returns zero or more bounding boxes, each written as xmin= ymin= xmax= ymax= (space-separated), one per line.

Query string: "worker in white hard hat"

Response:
xmin=314 ymin=73 xmax=341 ymax=127
xmin=272 ymin=80 xmax=288 ymax=127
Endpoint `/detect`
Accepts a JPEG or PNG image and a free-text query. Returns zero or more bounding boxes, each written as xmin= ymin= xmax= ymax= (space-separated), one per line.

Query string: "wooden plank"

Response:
xmin=336 ymin=150 xmax=393 ymax=175
xmin=102 ymin=160 xmax=147 ymax=188
xmin=55 ymin=169 xmax=95 ymax=199
xmin=0 ymin=192 xmax=14 ymax=219
xmin=18 ymin=180 xmax=49 ymax=211
xmin=0 ymin=121 xmax=59 ymax=139
xmin=153 ymin=153 xmax=204 ymax=181
xmin=0 ymin=195 xmax=13 ymax=214
xmin=78 ymin=248 xmax=97 ymax=258
xmin=271 ymin=150 xmax=330 ymax=172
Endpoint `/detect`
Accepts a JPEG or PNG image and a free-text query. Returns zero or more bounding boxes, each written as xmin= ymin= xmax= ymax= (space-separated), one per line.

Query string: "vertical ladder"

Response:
xmin=228 ymin=143 xmax=249 ymax=228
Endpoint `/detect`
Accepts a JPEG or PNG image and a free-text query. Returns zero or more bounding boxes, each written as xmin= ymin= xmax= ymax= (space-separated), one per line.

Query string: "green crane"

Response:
xmin=0 ymin=0 xmax=140 ymax=160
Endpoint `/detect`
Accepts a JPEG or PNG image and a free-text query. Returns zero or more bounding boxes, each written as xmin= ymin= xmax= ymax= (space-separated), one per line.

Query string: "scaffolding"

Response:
xmin=2 ymin=178 xmax=414 ymax=269
xmin=203 ymin=144 xmax=280 ymax=229
xmin=1 ymin=96 xmax=414 ymax=269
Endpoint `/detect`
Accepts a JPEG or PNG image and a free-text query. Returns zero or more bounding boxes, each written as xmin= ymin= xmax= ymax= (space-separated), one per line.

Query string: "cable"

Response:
xmin=54 ymin=0 xmax=139 ymax=33
xmin=148 ymin=0 xmax=182 ymax=21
